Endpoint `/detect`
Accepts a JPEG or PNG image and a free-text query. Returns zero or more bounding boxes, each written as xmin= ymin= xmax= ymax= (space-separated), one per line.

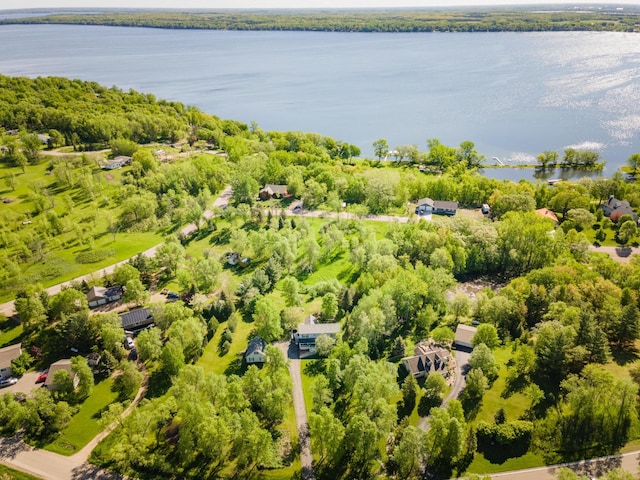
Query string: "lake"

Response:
xmin=0 ymin=24 xmax=639 ymax=180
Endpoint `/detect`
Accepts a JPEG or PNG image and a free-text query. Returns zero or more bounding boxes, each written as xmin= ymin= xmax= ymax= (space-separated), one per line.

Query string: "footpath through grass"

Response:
xmin=44 ymin=377 xmax=118 ymax=456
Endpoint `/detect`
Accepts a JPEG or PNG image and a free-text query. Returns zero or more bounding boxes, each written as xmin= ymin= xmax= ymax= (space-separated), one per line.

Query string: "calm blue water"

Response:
xmin=0 ymin=24 xmax=639 ymax=180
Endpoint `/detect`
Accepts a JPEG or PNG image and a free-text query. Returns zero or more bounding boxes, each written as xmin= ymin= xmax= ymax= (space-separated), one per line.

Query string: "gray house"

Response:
xmin=602 ymin=195 xmax=638 ymax=223
xmin=245 ymin=336 xmax=268 ymax=364
xmin=119 ymin=308 xmax=153 ymax=331
xmin=416 ymin=198 xmax=459 ymax=216
xmin=87 ymin=286 xmax=124 ymax=308
xmin=402 ymin=343 xmax=450 ymax=378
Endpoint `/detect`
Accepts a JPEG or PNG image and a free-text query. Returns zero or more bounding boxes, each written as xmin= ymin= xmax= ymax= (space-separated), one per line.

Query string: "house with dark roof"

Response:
xmin=119 ymin=308 xmax=153 ymax=331
xmin=454 ymin=324 xmax=477 ymax=350
xmin=245 ymin=336 xmax=268 ymax=364
xmin=293 ymin=322 xmax=340 ymax=357
xmin=402 ymin=343 xmax=450 ymax=378
xmin=0 ymin=343 xmax=21 ymax=378
xmin=87 ymin=286 xmax=124 ymax=308
xmin=416 ymin=198 xmax=459 ymax=216
xmin=259 ymin=184 xmax=290 ymax=200
xmin=602 ymin=195 xmax=638 ymax=223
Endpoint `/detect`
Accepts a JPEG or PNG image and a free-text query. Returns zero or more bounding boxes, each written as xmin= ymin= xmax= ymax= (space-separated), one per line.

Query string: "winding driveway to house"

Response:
xmin=276 ymin=341 xmax=315 ymax=480
xmin=417 ymin=348 xmax=471 ymax=431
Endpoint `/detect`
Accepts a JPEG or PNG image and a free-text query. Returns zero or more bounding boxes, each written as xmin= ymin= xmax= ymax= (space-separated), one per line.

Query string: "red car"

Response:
xmin=36 ymin=372 xmax=47 ymax=384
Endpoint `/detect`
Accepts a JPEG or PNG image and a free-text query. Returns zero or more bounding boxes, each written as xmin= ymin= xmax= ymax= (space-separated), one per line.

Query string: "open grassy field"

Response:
xmin=44 ymin=377 xmax=118 ymax=455
xmin=0 ymin=156 xmax=165 ymax=302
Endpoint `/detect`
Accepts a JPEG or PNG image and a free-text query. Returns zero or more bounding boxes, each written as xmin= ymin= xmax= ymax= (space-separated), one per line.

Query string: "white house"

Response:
xmin=454 ymin=324 xmax=477 ymax=349
xmin=0 ymin=343 xmax=21 ymax=378
xmin=293 ymin=322 xmax=340 ymax=357
xmin=245 ymin=336 xmax=268 ymax=364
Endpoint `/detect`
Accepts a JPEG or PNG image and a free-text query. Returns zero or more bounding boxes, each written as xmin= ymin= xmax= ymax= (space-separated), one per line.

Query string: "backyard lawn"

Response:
xmin=44 ymin=377 xmax=118 ymax=455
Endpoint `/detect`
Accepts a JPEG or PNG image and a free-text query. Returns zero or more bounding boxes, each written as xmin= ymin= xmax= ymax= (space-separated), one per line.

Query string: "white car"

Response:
xmin=125 ymin=337 xmax=135 ymax=349
xmin=0 ymin=377 xmax=17 ymax=388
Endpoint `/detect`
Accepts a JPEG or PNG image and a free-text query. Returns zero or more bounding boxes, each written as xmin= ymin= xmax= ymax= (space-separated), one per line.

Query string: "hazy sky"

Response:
xmin=6 ymin=0 xmax=640 ymax=9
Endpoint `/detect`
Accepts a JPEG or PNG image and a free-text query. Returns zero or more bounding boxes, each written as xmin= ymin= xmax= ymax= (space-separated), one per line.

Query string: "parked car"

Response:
xmin=36 ymin=372 xmax=48 ymax=384
xmin=128 ymin=348 xmax=138 ymax=361
xmin=0 ymin=377 xmax=17 ymax=388
xmin=167 ymin=292 xmax=180 ymax=300
xmin=125 ymin=336 xmax=135 ymax=349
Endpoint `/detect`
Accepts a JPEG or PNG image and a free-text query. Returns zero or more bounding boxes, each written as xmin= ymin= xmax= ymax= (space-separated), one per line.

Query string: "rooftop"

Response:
xmin=296 ymin=323 xmax=341 ymax=335
xmin=0 ymin=343 xmax=21 ymax=369
xmin=454 ymin=324 xmax=477 ymax=345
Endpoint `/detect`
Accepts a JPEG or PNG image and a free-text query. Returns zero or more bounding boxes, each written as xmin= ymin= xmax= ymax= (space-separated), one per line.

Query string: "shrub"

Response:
xmin=75 ymin=249 xmax=115 ymax=264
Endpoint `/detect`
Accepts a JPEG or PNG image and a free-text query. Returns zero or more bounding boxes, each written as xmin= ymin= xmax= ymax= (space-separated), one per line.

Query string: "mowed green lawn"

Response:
xmin=44 ymin=377 xmax=118 ymax=455
xmin=0 ymin=321 xmax=23 ymax=347
xmin=0 ymin=463 xmax=41 ymax=480
xmin=466 ymin=345 xmax=544 ymax=475
xmin=197 ymin=316 xmax=255 ymax=376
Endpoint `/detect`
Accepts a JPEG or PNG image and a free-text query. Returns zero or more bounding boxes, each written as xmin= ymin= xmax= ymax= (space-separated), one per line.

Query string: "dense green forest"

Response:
xmin=3 ymin=8 xmax=640 ymax=33
xmin=3 ymin=75 xmax=640 ymax=479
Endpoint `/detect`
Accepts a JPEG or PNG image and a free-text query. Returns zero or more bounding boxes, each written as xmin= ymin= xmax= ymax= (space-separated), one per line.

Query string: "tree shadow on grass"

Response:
xmin=146 ymin=370 xmax=172 ymax=399
xmin=224 ymin=356 xmax=244 ymax=376
xmin=611 ymin=344 xmax=640 ymax=366
xmin=476 ymin=438 xmax=531 ymax=465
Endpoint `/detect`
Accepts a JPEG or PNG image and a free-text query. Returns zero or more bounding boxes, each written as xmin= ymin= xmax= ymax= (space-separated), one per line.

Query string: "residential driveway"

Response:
xmin=418 ymin=347 xmax=470 ymax=431
xmin=590 ymin=245 xmax=639 ymax=263
xmin=276 ymin=341 xmax=315 ymax=480
xmin=1 ymin=371 xmax=43 ymax=396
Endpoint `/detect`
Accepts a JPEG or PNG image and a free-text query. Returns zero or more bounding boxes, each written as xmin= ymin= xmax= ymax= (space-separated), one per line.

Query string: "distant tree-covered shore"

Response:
xmin=2 ymin=8 xmax=640 ymax=33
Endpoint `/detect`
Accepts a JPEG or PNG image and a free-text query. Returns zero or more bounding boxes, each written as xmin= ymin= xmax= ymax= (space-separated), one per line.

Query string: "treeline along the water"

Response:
xmin=2 ymin=9 xmax=640 ymax=33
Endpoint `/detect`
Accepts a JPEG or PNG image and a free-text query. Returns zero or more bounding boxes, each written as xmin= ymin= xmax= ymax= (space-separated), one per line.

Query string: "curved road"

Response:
xmin=0 ymin=369 xmax=148 ymax=480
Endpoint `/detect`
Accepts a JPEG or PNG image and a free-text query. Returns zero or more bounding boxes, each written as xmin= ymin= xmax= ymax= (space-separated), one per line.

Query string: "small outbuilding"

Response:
xmin=454 ymin=324 xmax=477 ymax=350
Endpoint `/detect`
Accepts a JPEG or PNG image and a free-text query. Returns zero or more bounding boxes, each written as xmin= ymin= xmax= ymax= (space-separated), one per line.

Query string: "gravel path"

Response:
xmin=276 ymin=341 xmax=315 ymax=480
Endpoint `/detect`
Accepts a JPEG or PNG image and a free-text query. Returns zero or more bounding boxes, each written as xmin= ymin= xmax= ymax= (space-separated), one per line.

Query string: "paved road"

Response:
xmin=0 ymin=369 xmax=148 ymax=480
xmin=418 ymin=348 xmax=470 ymax=431
xmin=482 ymin=449 xmax=640 ymax=480
xmin=277 ymin=341 xmax=315 ymax=480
